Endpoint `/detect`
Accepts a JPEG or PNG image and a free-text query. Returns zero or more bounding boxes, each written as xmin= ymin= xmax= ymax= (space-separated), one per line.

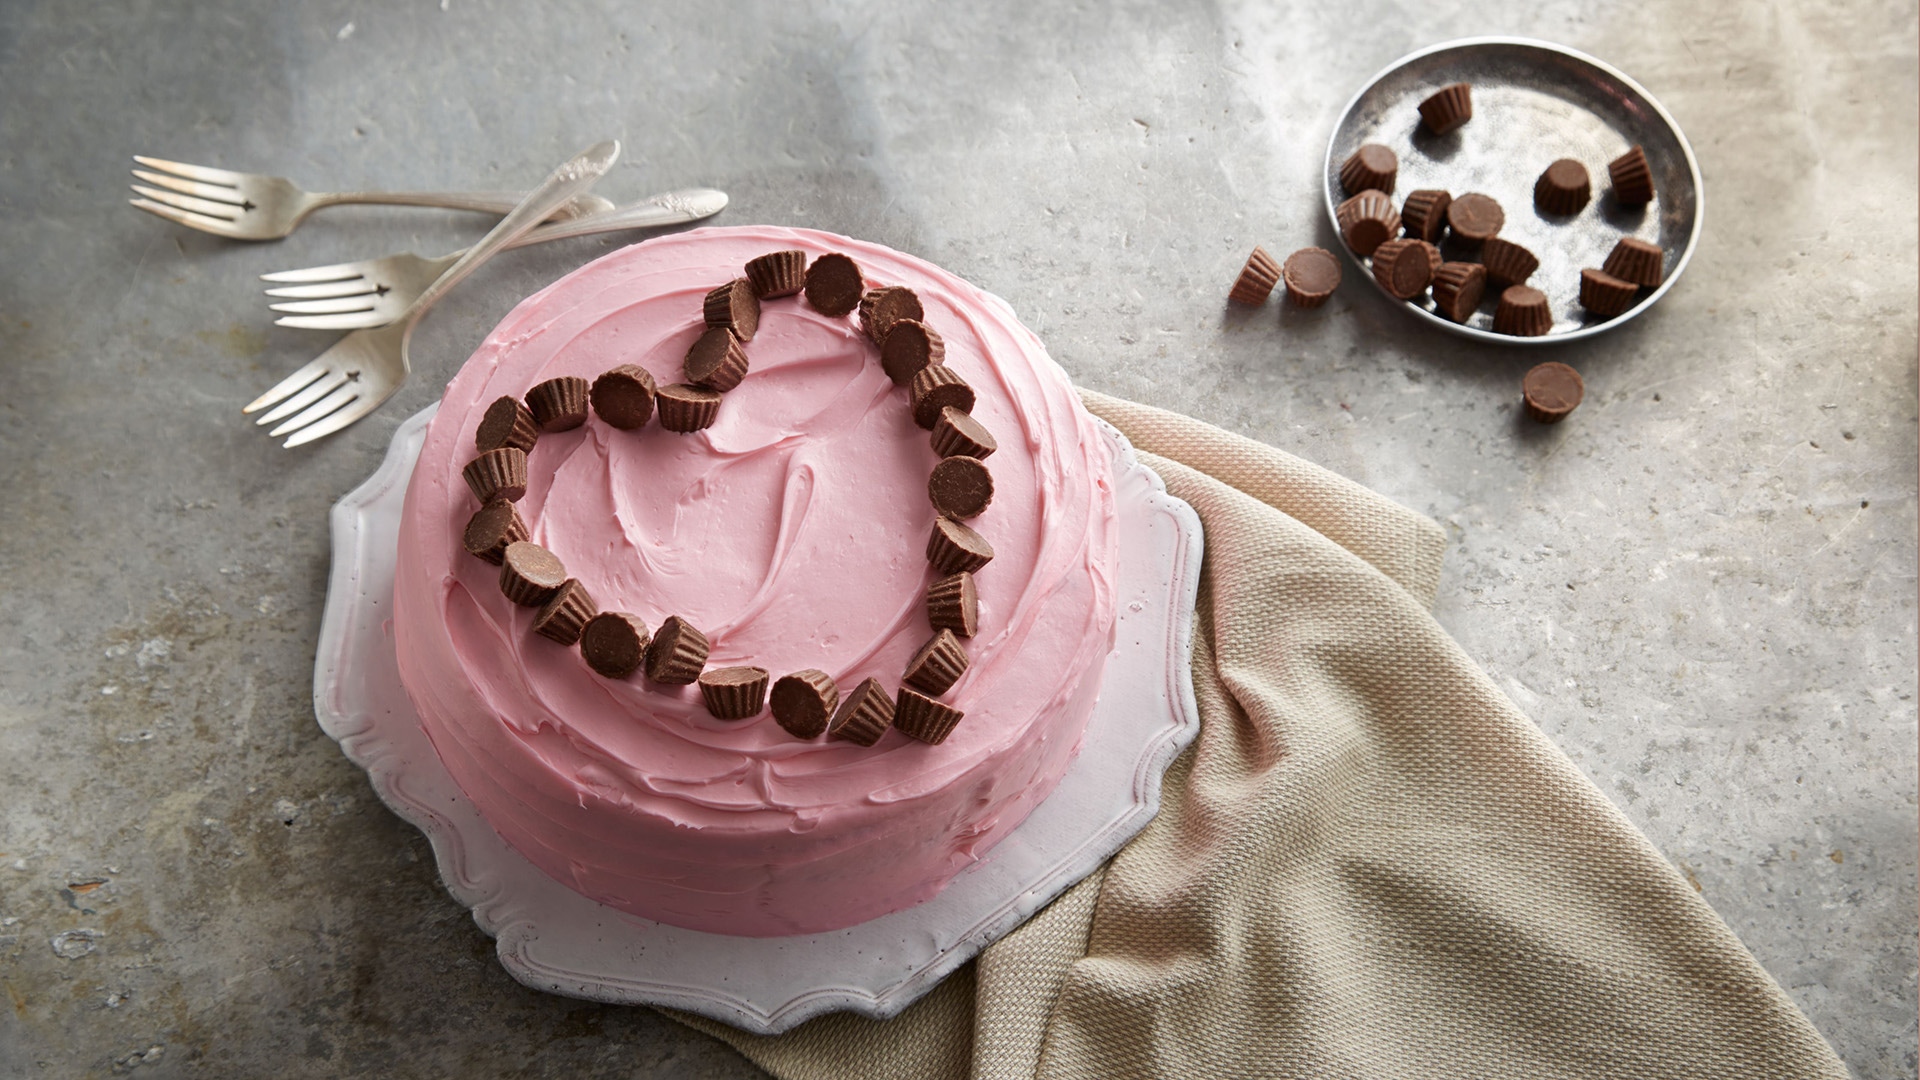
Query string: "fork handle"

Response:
xmin=402 ymin=141 xmax=621 ymax=324
xmin=307 ymin=189 xmax=611 ymax=220
xmin=499 ymin=189 xmax=729 ymax=250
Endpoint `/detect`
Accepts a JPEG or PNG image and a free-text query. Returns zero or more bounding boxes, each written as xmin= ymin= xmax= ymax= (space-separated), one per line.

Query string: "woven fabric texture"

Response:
xmin=666 ymin=390 xmax=1847 ymax=1080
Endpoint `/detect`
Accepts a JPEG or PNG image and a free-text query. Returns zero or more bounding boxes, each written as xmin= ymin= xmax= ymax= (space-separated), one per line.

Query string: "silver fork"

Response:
xmin=240 ymin=140 xmax=620 ymax=448
xmin=129 ymin=155 xmax=615 ymax=240
xmin=260 ymin=188 xmax=729 ymax=330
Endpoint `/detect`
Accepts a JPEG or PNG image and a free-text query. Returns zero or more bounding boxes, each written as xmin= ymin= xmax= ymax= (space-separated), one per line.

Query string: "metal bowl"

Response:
xmin=1323 ymin=37 xmax=1704 ymax=345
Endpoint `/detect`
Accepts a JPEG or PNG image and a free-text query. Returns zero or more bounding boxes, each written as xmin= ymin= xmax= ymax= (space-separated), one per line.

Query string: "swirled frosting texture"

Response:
xmin=393 ymin=227 xmax=1118 ymax=936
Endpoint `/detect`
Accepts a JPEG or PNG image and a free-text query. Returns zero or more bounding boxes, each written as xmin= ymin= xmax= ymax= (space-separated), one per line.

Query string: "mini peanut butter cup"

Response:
xmin=903 ymin=629 xmax=968 ymax=696
xmin=1578 ymin=268 xmax=1639 ymax=317
xmin=909 ymin=365 xmax=975 ymax=429
xmin=1430 ymin=262 xmax=1487 ymax=324
xmin=928 ymin=516 xmax=994 ymax=575
xmin=859 ymin=286 xmax=924 ymax=345
xmin=1339 ymin=143 xmax=1397 ymax=196
xmin=499 ymin=541 xmax=567 ymax=607
xmin=1418 ymin=82 xmax=1473 ymax=135
xmin=926 ymin=571 xmax=979 ymax=637
xmin=1447 ymin=193 xmax=1505 ymax=243
xmin=463 ymin=447 xmax=529 ymax=504
xmin=1400 ymin=189 xmax=1452 ymax=243
xmin=828 ymin=678 xmax=894 ymax=747
xmin=771 ymin=669 xmax=839 ymax=739
xmin=893 ymin=687 xmax=964 ymax=745
xmin=683 ymin=327 xmax=749 ymax=392
xmin=699 ymin=666 xmax=770 ymax=720
xmin=579 ymin=612 xmax=650 ymax=679
xmin=1480 ymin=237 xmax=1540 ymax=288
xmin=804 ymin=252 xmax=864 ymax=317
xmin=704 ymin=279 xmax=760 ymax=341
xmin=744 ymin=250 xmax=807 ymax=299
xmin=1523 ymin=362 xmax=1585 ymax=423
xmin=656 ymin=383 xmax=723 ymax=433
xmin=928 ymin=456 xmax=994 ymax=518
xmin=1602 ymin=237 xmax=1663 ymax=287
xmin=476 ymin=396 xmax=539 ymax=454
xmin=1535 ymin=159 xmax=1591 ymax=215
xmin=644 ymin=615 xmax=709 ymax=684
xmin=1608 ymin=145 xmax=1654 ymax=206
xmin=1369 ymin=239 xmax=1433 ymax=300
xmin=463 ymin=499 xmax=529 ymax=565
xmin=1281 ymin=247 xmax=1342 ymax=307
xmin=1335 ymin=192 xmax=1401 ymax=257
xmin=525 ymin=376 xmax=591 ymax=432
xmin=590 ymin=365 xmax=657 ymax=430
xmin=931 ymin=406 xmax=996 ymax=459
xmin=1493 ymin=285 xmax=1553 ymax=337
xmin=881 ymin=319 xmax=945 ymax=386
xmin=532 ymin=579 xmax=597 ymax=645
xmin=1228 ymin=247 xmax=1281 ymax=306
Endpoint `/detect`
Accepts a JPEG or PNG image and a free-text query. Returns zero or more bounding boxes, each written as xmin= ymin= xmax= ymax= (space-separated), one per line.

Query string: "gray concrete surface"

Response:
xmin=1 ymin=1 xmax=1912 ymax=1076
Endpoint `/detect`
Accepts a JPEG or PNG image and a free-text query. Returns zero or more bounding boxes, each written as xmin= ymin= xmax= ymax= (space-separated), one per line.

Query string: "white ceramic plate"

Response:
xmin=313 ymin=403 xmax=1203 ymax=1034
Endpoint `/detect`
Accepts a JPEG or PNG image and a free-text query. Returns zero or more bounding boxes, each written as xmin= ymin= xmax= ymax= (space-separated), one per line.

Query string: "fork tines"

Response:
xmin=128 ymin=156 xmax=255 ymax=236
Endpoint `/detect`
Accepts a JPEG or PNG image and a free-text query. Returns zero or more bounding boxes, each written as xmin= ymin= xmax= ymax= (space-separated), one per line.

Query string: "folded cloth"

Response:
xmin=666 ymin=390 xmax=1848 ymax=1079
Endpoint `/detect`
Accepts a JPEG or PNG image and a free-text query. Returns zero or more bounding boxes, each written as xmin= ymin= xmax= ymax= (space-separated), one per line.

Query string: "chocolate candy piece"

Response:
xmin=903 ymin=629 xmax=968 ymax=696
xmin=1370 ymin=239 xmax=1432 ymax=300
xmin=928 ymin=516 xmax=993 ymax=575
xmin=526 ymin=376 xmax=591 ymax=432
xmin=476 ymin=396 xmax=539 ymax=454
xmin=699 ymin=666 xmax=770 ymax=720
xmin=926 ymin=571 xmax=979 ymax=637
xmin=500 ymin=541 xmax=567 ymax=606
xmin=704 ymin=279 xmax=761 ymax=342
xmin=1578 ymin=268 xmax=1639 ymax=317
xmin=1418 ymin=83 xmax=1473 ymax=135
xmin=893 ymin=687 xmax=964 ymax=745
xmin=881 ymin=319 xmax=945 ymax=386
xmin=804 ymin=252 xmax=864 ymax=317
xmin=1335 ymin=192 xmax=1401 ymax=257
xmin=1430 ymin=262 xmax=1487 ymax=324
xmin=1227 ymin=246 xmax=1281 ymax=306
xmin=1523 ymin=362 xmax=1585 ymax=423
xmin=1281 ymin=247 xmax=1341 ymax=307
xmin=1493 ymin=285 xmax=1552 ymax=337
xmin=1400 ymin=189 xmax=1452 ymax=243
xmin=1447 ymin=193 xmax=1504 ymax=243
xmin=1608 ymin=145 xmax=1654 ymax=206
xmin=859 ymin=286 xmax=924 ymax=345
xmin=771 ymin=669 xmax=839 ymax=739
xmin=909 ymin=365 xmax=975 ymax=429
xmin=931 ymin=406 xmax=996 ymax=459
xmin=828 ymin=677 xmax=894 ymax=746
xmin=684 ymin=327 xmax=749 ymax=392
xmin=928 ymin=456 xmax=993 ymax=518
xmin=463 ymin=499 xmax=529 ymax=565
xmin=1480 ymin=237 xmax=1540 ymax=288
xmin=1602 ymin=237 xmax=1663 ymax=287
xmin=590 ymin=365 xmax=658 ymax=430
xmin=533 ymin=579 xmax=597 ymax=645
xmin=463 ymin=447 xmax=528 ymax=504
xmin=580 ymin=612 xmax=650 ymax=679
xmin=744 ymin=250 xmax=806 ymax=299
xmin=644 ymin=615 xmax=709 ymax=684
xmin=1338 ymin=144 xmax=1397 ymax=196
xmin=1535 ymin=159 xmax=1591 ymax=215
xmin=656 ymin=383 xmax=723 ymax=433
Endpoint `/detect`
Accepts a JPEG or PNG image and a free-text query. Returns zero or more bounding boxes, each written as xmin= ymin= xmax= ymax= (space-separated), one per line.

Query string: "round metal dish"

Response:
xmin=1322 ymin=37 xmax=1703 ymax=344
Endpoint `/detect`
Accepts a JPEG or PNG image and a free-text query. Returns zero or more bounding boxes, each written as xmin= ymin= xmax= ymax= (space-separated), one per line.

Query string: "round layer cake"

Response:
xmin=393 ymin=226 xmax=1119 ymax=936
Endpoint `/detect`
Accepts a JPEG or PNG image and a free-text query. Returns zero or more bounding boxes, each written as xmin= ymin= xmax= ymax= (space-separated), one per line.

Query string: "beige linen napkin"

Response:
xmin=667 ymin=390 xmax=1848 ymax=1079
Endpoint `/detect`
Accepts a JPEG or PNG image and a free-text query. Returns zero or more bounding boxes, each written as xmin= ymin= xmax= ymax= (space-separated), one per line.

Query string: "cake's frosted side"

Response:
xmin=393 ymin=226 xmax=1117 ymax=936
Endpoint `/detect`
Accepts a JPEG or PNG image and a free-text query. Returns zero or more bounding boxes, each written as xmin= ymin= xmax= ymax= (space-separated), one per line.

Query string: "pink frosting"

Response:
xmin=393 ymin=226 xmax=1117 ymax=936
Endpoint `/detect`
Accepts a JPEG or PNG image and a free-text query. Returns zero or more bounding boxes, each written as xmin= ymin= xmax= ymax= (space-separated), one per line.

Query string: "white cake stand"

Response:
xmin=314 ymin=403 xmax=1203 ymax=1034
